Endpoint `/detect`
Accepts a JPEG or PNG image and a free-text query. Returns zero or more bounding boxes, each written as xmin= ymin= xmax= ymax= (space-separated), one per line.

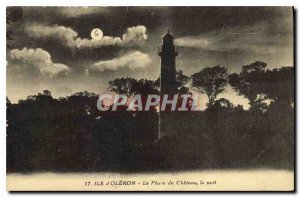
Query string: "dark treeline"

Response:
xmin=7 ymin=61 xmax=294 ymax=172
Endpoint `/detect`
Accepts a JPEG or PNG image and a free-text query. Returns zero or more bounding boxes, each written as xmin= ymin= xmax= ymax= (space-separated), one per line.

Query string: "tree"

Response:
xmin=176 ymin=70 xmax=190 ymax=88
xmin=229 ymin=61 xmax=294 ymax=110
xmin=229 ymin=61 xmax=267 ymax=110
xmin=108 ymin=77 xmax=159 ymax=142
xmin=263 ymin=67 xmax=294 ymax=104
xmin=43 ymin=90 xmax=51 ymax=97
xmin=108 ymin=77 xmax=160 ymax=110
xmin=211 ymin=98 xmax=233 ymax=110
xmin=176 ymin=70 xmax=191 ymax=96
xmin=191 ymin=66 xmax=228 ymax=108
xmin=108 ymin=77 xmax=137 ymax=97
xmin=132 ymin=79 xmax=160 ymax=96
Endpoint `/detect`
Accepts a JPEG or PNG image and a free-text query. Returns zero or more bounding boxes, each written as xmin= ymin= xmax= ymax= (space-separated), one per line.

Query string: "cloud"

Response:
xmin=76 ymin=36 xmax=122 ymax=48
xmin=9 ymin=48 xmax=71 ymax=77
xmin=175 ymin=36 xmax=209 ymax=48
xmin=25 ymin=24 xmax=79 ymax=48
xmin=25 ymin=24 xmax=147 ymax=49
xmin=89 ymin=51 xmax=151 ymax=72
xmin=58 ymin=7 xmax=108 ymax=18
xmin=122 ymin=26 xmax=148 ymax=44
xmin=175 ymin=21 xmax=292 ymax=55
xmin=176 ymin=33 xmax=289 ymax=55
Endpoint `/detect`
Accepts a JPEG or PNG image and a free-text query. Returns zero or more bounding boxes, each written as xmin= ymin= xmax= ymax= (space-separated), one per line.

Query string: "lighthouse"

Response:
xmin=158 ymin=30 xmax=178 ymax=96
xmin=158 ymin=30 xmax=179 ymax=138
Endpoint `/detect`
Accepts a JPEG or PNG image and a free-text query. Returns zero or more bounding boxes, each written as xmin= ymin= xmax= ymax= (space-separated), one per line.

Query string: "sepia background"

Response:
xmin=6 ymin=6 xmax=294 ymax=191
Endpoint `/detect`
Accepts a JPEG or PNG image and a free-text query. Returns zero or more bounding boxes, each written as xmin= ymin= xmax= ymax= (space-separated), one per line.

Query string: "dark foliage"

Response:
xmin=7 ymin=64 xmax=294 ymax=172
xmin=191 ymin=66 xmax=228 ymax=108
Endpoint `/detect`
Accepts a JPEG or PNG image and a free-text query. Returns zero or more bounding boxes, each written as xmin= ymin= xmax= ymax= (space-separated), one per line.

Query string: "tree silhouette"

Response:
xmin=132 ymin=79 xmax=160 ymax=96
xmin=263 ymin=67 xmax=294 ymax=105
xmin=108 ymin=77 xmax=137 ymax=97
xmin=6 ymin=63 xmax=294 ymax=172
xmin=229 ymin=61 xmax=294 ymax=111
xmin=176 ymin=70 xmax=189 ymax=88
xmin=211 ymin=98 xmax=233 ymax=110
xmin=109 ymin=77 xmax=160 ymax=110
xmin=191 ymin=66 xmax=228 ymax=108
xmin=229 ymin=61 xmax=267 ymax=111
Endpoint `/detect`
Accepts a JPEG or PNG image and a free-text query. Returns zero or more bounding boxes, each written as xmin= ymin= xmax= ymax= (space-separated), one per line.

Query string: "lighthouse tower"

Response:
xmin=158 ymin=30 xmax=179 ymax=138
xmin=158 ymin=30 xmax=178 ymax=96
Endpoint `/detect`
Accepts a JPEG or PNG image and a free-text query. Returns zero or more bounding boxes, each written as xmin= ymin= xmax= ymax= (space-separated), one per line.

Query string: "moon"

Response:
xmin=91 ymin=28 xmax=103 ymax=41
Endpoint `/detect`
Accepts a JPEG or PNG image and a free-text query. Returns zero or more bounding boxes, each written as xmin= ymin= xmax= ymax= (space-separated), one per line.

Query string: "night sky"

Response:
xmin=6 ymin=7 xmax=293 ymax=108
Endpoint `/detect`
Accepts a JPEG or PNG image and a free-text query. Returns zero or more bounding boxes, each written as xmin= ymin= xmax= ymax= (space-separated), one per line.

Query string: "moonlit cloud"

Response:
xmin=58 ymin=7 xmax=108 ymax=18
xmin=175 ymin=21 xmax=292 ymax=55
xmin=89 ymin=51 xmax=152 ymax=72
xmin=122 ymin=26 xmax=148 ymax=44
xmin=9 ymin=48 xmax=71 ymax=77
xmin=175 ymin=36 xmax=209 ymax=48
xmin=25 ymin=24 xmax=147 ymax=49
xmin=25 ymin=24 xmax=79 ymax=48
xmin=76 ymin=36 xmax=123 ymax=48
